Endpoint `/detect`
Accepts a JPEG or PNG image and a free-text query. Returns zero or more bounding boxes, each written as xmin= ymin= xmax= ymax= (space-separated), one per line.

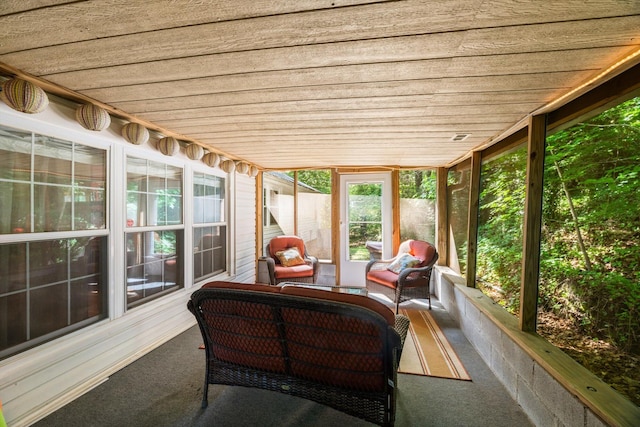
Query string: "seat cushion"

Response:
xmin=274 ymin=263 xmax=314 ymax=279
xmin=366 ymin=268 xmax=399 ymax=289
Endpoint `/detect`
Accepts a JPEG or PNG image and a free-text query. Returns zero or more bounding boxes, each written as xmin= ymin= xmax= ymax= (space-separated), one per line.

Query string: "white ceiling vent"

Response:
xmin=451 ymin=133 xmax=471 ymax=142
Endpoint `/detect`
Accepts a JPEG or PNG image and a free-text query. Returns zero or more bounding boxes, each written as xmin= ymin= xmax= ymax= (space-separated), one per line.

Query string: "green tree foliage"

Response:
xmin=476 ymin=97 xmax=639 ymax=353
xmin=476 ymin=146 xmax=527 ymax=313
xmin=348 ymin=183 xmax=382 ymax=250
xmin=541 ymin=97 xmax=640 ymax=352
xmin=399 ymin=170 xmax=436 ymax=199
xmin=288 ymin=170 xmax=331 ymax=194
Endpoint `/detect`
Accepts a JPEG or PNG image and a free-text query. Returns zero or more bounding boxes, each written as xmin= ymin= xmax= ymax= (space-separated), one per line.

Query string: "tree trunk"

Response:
xmin=551 ymin=151 xmax=592 ymax=270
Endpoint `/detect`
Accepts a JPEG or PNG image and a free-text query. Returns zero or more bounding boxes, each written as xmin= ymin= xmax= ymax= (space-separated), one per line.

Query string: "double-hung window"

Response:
xmin=125 ymin=157 xmax=183 ymax=309
xmin=193 ymin=171 xmax=226 ymax=282
xmin=0 ymin=124 xmax=108 ymax=359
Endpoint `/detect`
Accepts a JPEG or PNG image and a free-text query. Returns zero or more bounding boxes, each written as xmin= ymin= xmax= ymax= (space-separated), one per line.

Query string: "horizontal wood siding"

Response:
xmin=233 ymin=173 xmax=257 ymax=283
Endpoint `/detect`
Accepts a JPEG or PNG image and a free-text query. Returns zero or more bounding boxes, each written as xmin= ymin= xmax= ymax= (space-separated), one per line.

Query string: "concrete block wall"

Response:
xmin=432 ymin=267 xmax=610 ymax=427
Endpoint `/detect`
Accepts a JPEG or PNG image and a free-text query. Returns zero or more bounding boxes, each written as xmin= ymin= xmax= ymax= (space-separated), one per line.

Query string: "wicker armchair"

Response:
xmin=365 ymin=240 xmax=438 ymax=313
xmin=264 ymin=235 xmax=318 ymax=285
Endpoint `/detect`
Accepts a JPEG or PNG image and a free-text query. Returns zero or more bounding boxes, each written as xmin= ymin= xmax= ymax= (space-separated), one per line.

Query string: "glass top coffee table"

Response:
xmin=279 ymin=282 xmax=368 ymax=296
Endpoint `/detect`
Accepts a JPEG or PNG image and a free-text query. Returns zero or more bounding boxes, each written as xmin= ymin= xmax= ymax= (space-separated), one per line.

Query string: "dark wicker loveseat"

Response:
xmin=187 ymin=281 xmax=409 ymax=426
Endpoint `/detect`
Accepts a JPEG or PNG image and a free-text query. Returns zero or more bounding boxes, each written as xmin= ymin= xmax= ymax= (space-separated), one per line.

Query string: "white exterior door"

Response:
xmin=339 ymin=173 xmax=392 ymax=286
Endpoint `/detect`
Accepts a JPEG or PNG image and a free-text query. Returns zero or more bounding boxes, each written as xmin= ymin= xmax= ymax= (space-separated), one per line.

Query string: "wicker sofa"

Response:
xmin=188 ymin=281 xmax=409 ymax=426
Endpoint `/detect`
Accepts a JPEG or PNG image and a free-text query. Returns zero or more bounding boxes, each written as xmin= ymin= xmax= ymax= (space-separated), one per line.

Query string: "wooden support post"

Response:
xmin=466 ymin=152 xmax=481 ymax=288
xmin=255 ymin=171 xmax=264 ymax=280
xmin=293 ymin=170 xmax=298 ymax=235
xmin=436 ymin=167 xmax=448 ymax=266
xmin=520 ymin=114 xmax=547 ymax=332
xmin=391 ymin=169 xmax=400 ymax=253
xmin=331 ymin=169 xmax=340 ymax=283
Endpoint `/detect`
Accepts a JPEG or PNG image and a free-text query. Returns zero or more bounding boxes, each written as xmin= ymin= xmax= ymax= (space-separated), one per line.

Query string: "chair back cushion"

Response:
xmin=269 ymin=236 xmax=306 ymax=264
xmin=408 ymin=240 xmax=437 ymax=267
xmin=196 ymin=281 xmax=287 ymax=373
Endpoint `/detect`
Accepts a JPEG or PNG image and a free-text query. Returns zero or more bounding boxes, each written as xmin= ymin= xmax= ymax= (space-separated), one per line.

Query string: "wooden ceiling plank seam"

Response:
xmin=149 ymin=104 xmax=540 ymax=123
xmin=3 ymin=0 xmax=637 ymax=54
xmin=138 ymin=90 xmax=554 ymax=120
xmin=110 ymin=77 xmax=574 ymax=114
xmin=0 ymin=0 xmax=77 ymax=17
xmin=40 ymin=45 xmax=615 ymax=94
xmin=2 ymin=11 xmax=638 ymax=73
xmin=0 ymin=0 xmax=393 ymax=53
xmin=79 ymin=69 xmax=585 ymax=105
xmin=168 ymin=118 xmax=519 ymax=132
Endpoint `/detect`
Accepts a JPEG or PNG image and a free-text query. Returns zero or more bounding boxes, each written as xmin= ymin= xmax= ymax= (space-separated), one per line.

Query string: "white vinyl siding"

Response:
xmin=0 ymin=99 xmax=259 ymax=426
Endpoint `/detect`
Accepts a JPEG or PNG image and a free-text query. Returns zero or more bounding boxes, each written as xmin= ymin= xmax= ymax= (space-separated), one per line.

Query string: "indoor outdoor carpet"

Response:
xmin=398 ymin=308 xmax=472 ymax=381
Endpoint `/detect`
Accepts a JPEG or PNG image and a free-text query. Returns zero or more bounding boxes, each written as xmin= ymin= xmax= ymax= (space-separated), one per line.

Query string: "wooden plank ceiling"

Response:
xmin=1 ymin=0 xmax=639 ymax=170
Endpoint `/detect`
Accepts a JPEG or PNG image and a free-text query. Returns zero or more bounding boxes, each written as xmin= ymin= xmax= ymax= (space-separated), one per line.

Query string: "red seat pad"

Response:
xmin=366 ymin=268 xmax=399 ymax=289
xmin=274 ymin=263 xmax=314 ymax=279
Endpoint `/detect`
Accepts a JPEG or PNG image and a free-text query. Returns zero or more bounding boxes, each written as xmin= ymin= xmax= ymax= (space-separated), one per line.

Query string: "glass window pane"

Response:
xmin=0 ymin=237 xmax=107 ymax=359
xmin=29 ymin=240 xmax=68 ymax=287
xmin=349 ymin=183 xmax=382 ymax=222
xmin=127 ymin=157 xmax=147 ymax=192
xmin=447 ymin=167 xmax=471 ymax=276
xmin=0 ymin=242 xmax=27 ymax=293
xmin=348 ymin=183 xmax=382 ymax=261
xmin=194 ymin=173 xmax=224 ymax=224
xmin=0 ymin=182 xmax=30 ymax=234
xmin=126 ymin=230 xmax=183 ymax=309
xmin=476 ymin=145 xmax=527 ymax=315
xmin=540 ymin=96 xmax=640 ymax=406
xmin=0 ymin=126 xmax=31 ymax=182
xmin=0 ymin=126 xmax=106 ymax=235
xmin=34 ymin=184 xmax=72 ymax=232
xmin=30 ymin=283 xmax=68 ymax=339
xmin=296 ymin=170 xmax=332 ymax=261
xmin=193 ymin=225 xmax=226 ymax=281
xmin=74 ymin=144 xmax=105 ymax=188
xmin=193 ymin=171 xmax=227 ymax=282
xmin=163 ymin=192 xmax=182 ymax=225
xmin=127 ymin=157 xmax=183 ymax=228
xmin=399 ymin=170 xmax=436 ymax=244
xmin=0 ymin=292 xmax=27 ymax=351
xmin=33 ymin=136 xmax=72 ymax=185
xmin=75 ymin=189 xmax=105 ymax=230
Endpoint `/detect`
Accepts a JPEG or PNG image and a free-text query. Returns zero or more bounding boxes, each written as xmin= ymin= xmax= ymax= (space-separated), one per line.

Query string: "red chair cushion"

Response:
xmin=366 ymin=268 xmax=399 ymax=289
xmin=409 ymin=239 xmax=436 ymax=266
xmin=274 ymin=263 xmax=314 ymax=279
